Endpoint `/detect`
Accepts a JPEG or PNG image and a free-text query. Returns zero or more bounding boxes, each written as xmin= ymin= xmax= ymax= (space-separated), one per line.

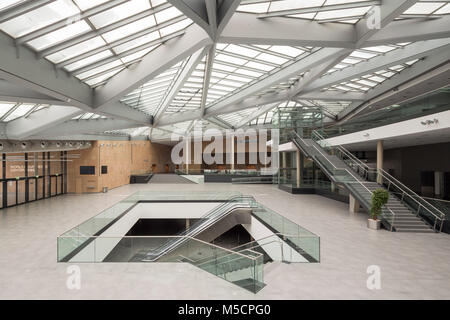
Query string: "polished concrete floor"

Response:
xmin=0 ymin=181 xmax=449 ymax=299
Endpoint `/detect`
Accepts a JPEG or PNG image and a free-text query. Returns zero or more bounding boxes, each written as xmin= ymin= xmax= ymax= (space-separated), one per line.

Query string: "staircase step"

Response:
xmin=395 ymin=228 xmax=435 ymax=233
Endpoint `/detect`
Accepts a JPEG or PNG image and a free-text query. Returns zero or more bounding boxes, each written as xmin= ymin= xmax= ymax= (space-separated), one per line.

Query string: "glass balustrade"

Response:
xmin=57 ymin=235 xmax=264 ymax=293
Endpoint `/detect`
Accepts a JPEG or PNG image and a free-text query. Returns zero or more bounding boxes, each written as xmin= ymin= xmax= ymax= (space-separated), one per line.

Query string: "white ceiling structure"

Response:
xmin=0 ymin=0 xmax=449 ymax=141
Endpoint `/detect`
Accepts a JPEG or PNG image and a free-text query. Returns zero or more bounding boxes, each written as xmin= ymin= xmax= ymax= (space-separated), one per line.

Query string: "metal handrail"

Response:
xmin=291 ymin=131 xmax=397 ymax=229
xmin=311 ymin=130 xmax=444 ymax=231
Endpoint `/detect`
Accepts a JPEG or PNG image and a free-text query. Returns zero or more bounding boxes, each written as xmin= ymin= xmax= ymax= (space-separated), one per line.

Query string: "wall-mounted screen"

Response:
xmin=80 ymin=166 xmax=95 ymax=175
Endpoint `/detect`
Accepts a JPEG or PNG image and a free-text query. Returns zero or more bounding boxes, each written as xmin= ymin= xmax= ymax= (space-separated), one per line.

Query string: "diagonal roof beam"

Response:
xmin=208 ymin=116 xmax=234 ymax=129
xmin=200 ymin=45 xmax=215 ymax=117
xmin=338 ymin=49 xmax=450 ymax=121
xmin=365 ymin=15 xmax=450 ymax=46
xmin=219 ymin=12 xmax=356 ymax=48
xmin=5 ymin=105 xmax=83 ymax=139
xmin=168 ymin=0 xmax=212 ymax=38
xmin=94 ymin=23 xmax=212 ymax=109
xmin=36 ymin=118 xmax=141 ymax=138
xmin=235 ymin=103 xmax=278 ymax=128
xmin=0 ymin=0 xmax=56 ymax=24
xmin=0 ymin=30 xmax=93 ymax=110
xmin=153 ymin=47 xmax=208 ymax=124
xmin=355 ymin=0 xmax=419 ymax=47
xmin=206 ymin=48 xmax=350 ymax=116
xmin=37 ymin=3 xmax=172 ymax=58
xmin=15 ymin=0 xmax=129 ymax=44
xmin=216 ymin=0 xmax=242 ymax=36
xmin=258 ymin=1 xmax=380 ymax=19
xmin=205 ymin=0 xmax=217 ymax=39
xmin=96 ymin=101 xmax=153 ymax=126
xmin=0 ymin=79 xmax=73 ymax=106
xmin=303 ymin=39 xmax=450 ymax=93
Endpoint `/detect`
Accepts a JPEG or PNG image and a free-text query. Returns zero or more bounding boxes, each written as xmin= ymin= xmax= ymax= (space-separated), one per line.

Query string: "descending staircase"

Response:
xmin=291 ymin=130 xmax=445 ymax=233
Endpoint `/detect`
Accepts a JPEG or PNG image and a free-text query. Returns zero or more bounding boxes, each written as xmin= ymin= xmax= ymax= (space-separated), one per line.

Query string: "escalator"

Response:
xmin=291 ymin=131 xmax=445 ymax=232
xmin=131 ymin=196 xmax=257 ymax=262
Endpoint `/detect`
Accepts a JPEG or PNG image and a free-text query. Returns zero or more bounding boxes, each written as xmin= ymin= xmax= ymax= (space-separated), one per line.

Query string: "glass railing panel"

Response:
xmin=57 ymin=235 xmax=264 ymax=293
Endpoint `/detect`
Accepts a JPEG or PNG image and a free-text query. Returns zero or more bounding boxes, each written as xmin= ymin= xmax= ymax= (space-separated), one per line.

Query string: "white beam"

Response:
xmin=339 ymin=51 xmax=450 ymax=121
xmin=6 ymin=106 xmax=83 ymax=139
xmin=94 ymin=23 xmax=212 ymax=109
xmin=219 ymin=12 xmax=356 ymax=48
xmin=200 ymin=45 xmax=215 ymax=116
xmin=167 ymin=0 xmax=211 ymax=37
xmin=96 ymin=101 xmax=153 ymax=126
xmin=206 ymin=48 xmax=349 ymax=115
xmin=37 ymin=119 xmax=140 ymax=138
xmin=0 ymin=79 xmax=71 ymax=106
xmin=0 ymin=0 xmax=56 ymax=24
xmin=236 ymin=103 xmax=278 ymax=128
xmin=303 ymin=39 xmax=450 ymax=93
xmin=365 ymin=15 xmax=450 ymax=46
xmin=205 ymin=0 xmax=217 ymax=39
xmin=153 ymin=47 xmax=207 ymax=124
xmin=355 ymin=0 xmax=418 ymax=47
xmin=216 ymin=0 xmax=241 ymax=36
xmin=0 ymin=31 xmax=93 ymax=110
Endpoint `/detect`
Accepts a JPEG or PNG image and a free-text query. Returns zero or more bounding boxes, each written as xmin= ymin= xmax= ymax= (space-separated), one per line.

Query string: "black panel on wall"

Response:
xmin=101 ymin=166 xmax=108 ymax=174
xmin=80 ymin=166 xmax=95 ymax=175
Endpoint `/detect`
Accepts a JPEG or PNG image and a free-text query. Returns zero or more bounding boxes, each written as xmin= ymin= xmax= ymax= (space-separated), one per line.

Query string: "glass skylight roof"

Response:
xmin=72 ymin=113 xmax=107 ymax=120
xmin=325 ymin=43 xmax=412 ymax=75
xmin=402 ymin=1 xmax=450 ymax=16
xmin=238 ymin=0 xmax=379 ymax=24
xmin=0 ymin=102 xmax=50 ymax=122
xmin=0 ymin=0 xmax=193 ymax=88
xmin=206 ymin=43 xmax=317 ymax=108
xmin=324 ymin=59 xmax=420 ymax=93
xmin=120 ymin=58 xmax=189 ymax=116
xmin=166 ymin=57 xmax=207 ymax=114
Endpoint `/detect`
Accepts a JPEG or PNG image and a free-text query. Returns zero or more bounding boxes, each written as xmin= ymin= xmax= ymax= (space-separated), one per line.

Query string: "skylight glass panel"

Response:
xmin=204 ymin=44 xmax=315 ymax=108
xmin=28 ymin=20 xmax=92 ymax=51
xmin=88 ymin=0 xmax=152 ymax=29
xmin=64 ymin=50 xmax=113 ymax=72
xmin=121 ymin=58 xmax=188 ymax=116
xmin=155 ymin=6 xmax=183 ymax=23
xmin=3 ymin=104 xmax=34 ymax=122
xmin=167 ymin=59 xmax=206 ymax=113
xmin=73 ymin=0 xmax=109 ymax=11
xmin=0 ymin=1 xmax=24 ymax=12
xmin=102 ymin=16 xmax=157 ymax=42
xmin=0 ymin=0 xmax=80 ymax=38
xmin=0 ymin=102 xmax=16 ymax=119
xmin=238 ymin=0 xmax=378 ymax=23
xmin=46 ymin=37 xmax=107 ymax=64
xmin=324 ymin=59 xmax=421 ymax=93
xmin=404 ymin=2 xmax=446 ymax=15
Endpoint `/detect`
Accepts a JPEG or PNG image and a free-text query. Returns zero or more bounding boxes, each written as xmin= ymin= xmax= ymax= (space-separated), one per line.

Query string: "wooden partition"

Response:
xmin=67 ymin=140 xmax=173 ymax=193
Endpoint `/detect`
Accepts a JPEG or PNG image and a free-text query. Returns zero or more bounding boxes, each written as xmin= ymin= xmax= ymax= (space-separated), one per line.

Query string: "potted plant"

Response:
xmin=368 ymin=189 xmax=389 ymax=230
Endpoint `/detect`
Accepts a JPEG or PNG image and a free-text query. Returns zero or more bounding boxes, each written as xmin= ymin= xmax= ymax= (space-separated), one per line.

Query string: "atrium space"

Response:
xmin=0 ymin=0 xmax=449 ymax=302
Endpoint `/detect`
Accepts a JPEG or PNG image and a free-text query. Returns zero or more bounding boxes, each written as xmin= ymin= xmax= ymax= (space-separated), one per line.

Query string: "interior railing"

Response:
xmin=290 ymin=130 xmax=398 ymax=230
xmin=311 ymin=130 xmax=446 ymax=232
xmin=57 ymin=235 xmax=264 ymax=293
xmin=140 ymin=195 xmax=258 ymax=261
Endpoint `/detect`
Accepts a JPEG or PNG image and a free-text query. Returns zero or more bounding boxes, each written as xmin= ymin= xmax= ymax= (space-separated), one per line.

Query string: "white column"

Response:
xmin=296 ymin=149 xmax=301 ymax=188
xmin=185 ymin=138 xmax=190 ymax=174
xmin=376 ymin=140 xmax=383 ymax=184
xmin=349 ymin=194 xmax=360 ymax=213
xmin=231 ymin=136 xmax=235 ymax=171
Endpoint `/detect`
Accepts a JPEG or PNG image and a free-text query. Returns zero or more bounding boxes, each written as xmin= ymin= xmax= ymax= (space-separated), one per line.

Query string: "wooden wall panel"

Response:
xmin=67 ymin=140 xmax=173 ymax=193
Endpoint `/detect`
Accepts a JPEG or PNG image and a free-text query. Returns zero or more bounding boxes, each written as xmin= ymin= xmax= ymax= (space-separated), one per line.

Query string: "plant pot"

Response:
xmin=367 ymin=218 xmax=381 ymax=230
